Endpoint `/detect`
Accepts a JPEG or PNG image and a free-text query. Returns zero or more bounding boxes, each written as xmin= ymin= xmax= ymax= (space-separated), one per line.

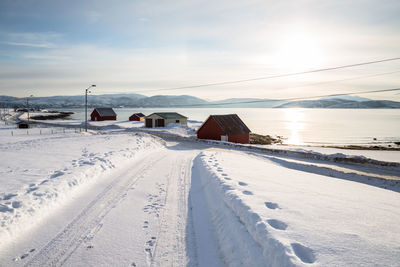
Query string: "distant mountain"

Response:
xmin=0 ymin=93 xmax=147 ymax=108
xmin=135 ymin=95 xmax=207 ymax=107
xmin=209 ymin=98 xmax=287 ymax=108
xmin=320 ymin=95 xmax=371 ymax=102
xmin=276 ymin=99 xmax=400 ymax=108
xmin=1 ymin=94 xmax=399 ymax=109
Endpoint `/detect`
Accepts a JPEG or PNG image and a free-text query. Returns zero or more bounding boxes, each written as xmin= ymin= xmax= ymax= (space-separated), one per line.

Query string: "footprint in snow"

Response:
xmin=242 ymin=190 xmax=253 ymax=195
xmin=291 ymin=243 xmax=316 ymax=264
xmin=26 ymin=187 xmax=38 ymax=194
xmin=265 ymin=202 xmax=280 ymax=210
xmin=238 ymin=182 xmax=248 ymax=186
xmin=0 ymin=204 xmax=13 ymax=213
xmin=50 ymin=171 xmax=64 ymax=179
xmin=224 ymin=177 xmax=232 ymax=181
xmin=2 ymin=193 xmax=17 ymax=200
xmin=12 ymin=201 xmax=22 ymax=209
xmin=39 ymin=179 xmax=49 ymax=185
xmin=267 ymin=219 xmax=288 ymax=230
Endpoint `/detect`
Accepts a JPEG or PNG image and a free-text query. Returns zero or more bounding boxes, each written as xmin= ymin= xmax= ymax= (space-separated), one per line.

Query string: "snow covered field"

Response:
xmin=1 ymin=120 xmax=400 ymax=266
xmin=191 ymin=150 xmax=400 ymax=266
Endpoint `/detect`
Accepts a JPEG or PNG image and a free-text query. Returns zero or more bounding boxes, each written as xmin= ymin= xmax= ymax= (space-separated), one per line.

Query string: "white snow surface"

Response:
xmin=191 ymin=150 xmax=400 ymax=266
xmin=0 ymin=125 xmax=163 ymax=251
xmin=1 ymin=120 xmax=400 ymax=266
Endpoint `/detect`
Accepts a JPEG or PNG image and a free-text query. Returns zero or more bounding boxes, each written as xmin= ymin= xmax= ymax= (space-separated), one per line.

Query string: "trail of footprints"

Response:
xmin=138 ymin=182 xmax=166 ymax=266
xmin=208 ymin=153 xmax=316 ymax=264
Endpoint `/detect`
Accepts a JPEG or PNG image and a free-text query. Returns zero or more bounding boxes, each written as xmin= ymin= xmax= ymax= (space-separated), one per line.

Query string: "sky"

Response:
xmin=0 ymin=0 xmax=400 ymax=100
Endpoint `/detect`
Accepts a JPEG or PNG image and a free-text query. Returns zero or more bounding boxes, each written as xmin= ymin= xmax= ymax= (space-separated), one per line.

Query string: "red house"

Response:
xmin=129 ymin=113 xmax=145 ymax=121
xmin=197 ymin=114 xmax=251 ymax=144
xmin=90 ymin=108 xmax=117 ymax=121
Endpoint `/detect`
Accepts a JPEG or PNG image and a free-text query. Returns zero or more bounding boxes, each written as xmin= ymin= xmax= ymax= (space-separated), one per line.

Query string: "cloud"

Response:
xmin=3 ymin=41 xmax=54 ymax=48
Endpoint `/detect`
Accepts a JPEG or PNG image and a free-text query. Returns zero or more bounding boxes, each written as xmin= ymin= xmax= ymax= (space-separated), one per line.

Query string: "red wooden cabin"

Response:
xmin=90 ymin=108 xmax=117 ymax=121
xmin=129 ymin=113 xmax=145 ymax=121
xmin=197 ymin=114 xmax=251 ymax=144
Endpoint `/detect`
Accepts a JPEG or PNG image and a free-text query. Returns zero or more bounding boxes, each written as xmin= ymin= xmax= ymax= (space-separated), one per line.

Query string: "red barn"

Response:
xmin=90 ymin=108 xmax=117 ymax=121
xmin=129 ymin=113 xmax=145 ymax=121
xmin=197 ymin=114 xmax=251 ymax=144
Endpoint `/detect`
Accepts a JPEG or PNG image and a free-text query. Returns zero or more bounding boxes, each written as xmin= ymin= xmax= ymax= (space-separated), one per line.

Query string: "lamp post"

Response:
xmin=27 ymin=95 xmax=33 ymax=124
xmin=85 ymin=85 xmax=96 ymax=132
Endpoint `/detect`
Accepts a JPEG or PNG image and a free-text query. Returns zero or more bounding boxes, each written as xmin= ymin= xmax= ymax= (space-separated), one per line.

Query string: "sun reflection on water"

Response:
xmin=284 ymin=109 xmax=305 ymax=145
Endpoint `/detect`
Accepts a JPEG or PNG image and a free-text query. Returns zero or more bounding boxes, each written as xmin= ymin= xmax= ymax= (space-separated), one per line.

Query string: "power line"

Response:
xmin=116 ymin=57 xmax=400 ymax=93
xmin=95 ymin=69 xmax=400 ymax=96
xmin=172 ymin=87 xmax=400 ymax=107
xmin=275 ymin=70 xmax=400 ymax=92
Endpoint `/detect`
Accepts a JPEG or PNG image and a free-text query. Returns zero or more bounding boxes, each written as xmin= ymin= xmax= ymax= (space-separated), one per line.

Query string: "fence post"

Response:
xmin=11 ymin=131 xmax=13 ymax=136
xmin=40 ymin=130 xmax=42 ymax=135
xmin=27 ymin=130 xmax=29 ymax=135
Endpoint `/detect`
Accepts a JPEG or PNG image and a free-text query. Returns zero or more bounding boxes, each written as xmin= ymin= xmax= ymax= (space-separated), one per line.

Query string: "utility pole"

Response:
xmin=85 ymin=85 xmax=96 ymax=132
xmin=27 ymin=95 xmax=33 ymax=124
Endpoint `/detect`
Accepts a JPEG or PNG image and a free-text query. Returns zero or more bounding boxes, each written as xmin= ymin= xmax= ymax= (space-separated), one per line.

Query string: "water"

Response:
xmin=62 ymin=107 xmax=400 ymax=146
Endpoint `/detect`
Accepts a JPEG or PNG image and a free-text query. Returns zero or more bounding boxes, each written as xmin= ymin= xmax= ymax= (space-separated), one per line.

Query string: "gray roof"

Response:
xmin=207 ymin=114 xmax=251 ymax=135
xmin=131 ymin=113 xmax=145 ymax=117
xmin=93 ymin=108 xmax=116 ymax=117
xmin=147 ymin=112 xmax=187 ymax=119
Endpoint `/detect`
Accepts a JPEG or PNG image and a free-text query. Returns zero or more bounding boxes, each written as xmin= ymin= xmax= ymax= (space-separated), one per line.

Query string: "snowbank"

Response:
xmin=0 ymin=126 xmax=163 ymax=248
xmin=191 ymin=150 xmax=400 ymax=266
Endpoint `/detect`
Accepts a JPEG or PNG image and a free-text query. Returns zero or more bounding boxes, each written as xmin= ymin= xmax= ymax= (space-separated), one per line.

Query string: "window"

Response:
xmin=176 ymin=120 xmax=180 ymax=123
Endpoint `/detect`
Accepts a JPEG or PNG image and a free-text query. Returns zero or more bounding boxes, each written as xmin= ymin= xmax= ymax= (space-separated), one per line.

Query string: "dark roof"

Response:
xmin=147 ymin=112 xmax=187 ymax=119
xmin=93 ymin=108 xmax=116 ymax=117
xmin=208 ymin=114 xmax=251 ymax=135
xmin=131 ymin=113 xmax=145 ymax=117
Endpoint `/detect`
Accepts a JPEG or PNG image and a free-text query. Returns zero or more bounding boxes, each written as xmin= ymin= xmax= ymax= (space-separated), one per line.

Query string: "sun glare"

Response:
xmin=284 ymin=108 xmax=305 ymax=145
xmin=276 ymin=32 xmax=324 ymax=72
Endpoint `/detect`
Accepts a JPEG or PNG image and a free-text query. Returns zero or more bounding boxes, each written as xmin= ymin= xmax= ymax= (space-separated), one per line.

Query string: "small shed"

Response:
xmin=90 ymin=108 xmax=117 ymax=121
xmin=145 ymin=112 xmax=187 ymax=128
xmin=17 ymin=121 xmax=30 ymax=128
xmin=197 ymin=114 xmax=251 ymax=144
xmin=129 ymin=113 xmax=145 ymax=121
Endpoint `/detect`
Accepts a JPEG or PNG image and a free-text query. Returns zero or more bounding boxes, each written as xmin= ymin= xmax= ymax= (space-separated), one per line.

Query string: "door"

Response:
xmin=145 ymin=118 xmax=153 ymax=128
xmin=155 ymin=119 xmax=165 ymax=127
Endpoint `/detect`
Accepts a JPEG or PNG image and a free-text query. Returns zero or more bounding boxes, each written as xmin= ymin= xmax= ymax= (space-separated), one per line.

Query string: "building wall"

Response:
xmin=145 ymin=114 xmax=187 ymax=127
xmin=91 ymin=110 xmax=116 ymax=121
xmin=129 ymin=115 xmax=142 ymax=121
xmin=197 ymin=117 xmax=250 ymax=144
xmin=228 ymin=133 xmax=250 ymax=144
xmin=197 ymin=117 xmax=225 ymax=140
xmin=165 ymin=118 xmax=187 ymax=126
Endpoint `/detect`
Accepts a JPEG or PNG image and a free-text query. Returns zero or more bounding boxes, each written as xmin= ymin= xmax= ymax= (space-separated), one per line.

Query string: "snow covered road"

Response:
xmin=1 ymin=143 xmax=199 ymax=266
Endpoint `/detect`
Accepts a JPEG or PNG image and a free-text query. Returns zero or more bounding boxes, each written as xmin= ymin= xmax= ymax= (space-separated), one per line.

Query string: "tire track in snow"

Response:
xmin=150 ymin=153 xmax=195 ymax=267
xmin=23 ymin=151 xmax=167 ymax=267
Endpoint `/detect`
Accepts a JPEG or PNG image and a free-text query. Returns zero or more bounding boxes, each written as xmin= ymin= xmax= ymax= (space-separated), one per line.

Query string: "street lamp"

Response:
xmin=27 ymin=95 xmax=34 ymax=124
xmin=85 ymin=85 xmax=96 ymax=132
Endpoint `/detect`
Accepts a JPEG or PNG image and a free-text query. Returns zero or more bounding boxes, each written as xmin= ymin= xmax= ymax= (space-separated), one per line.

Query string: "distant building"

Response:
xmin=145 ymin=112 xmax=187 ymax=128
xmin=129 ymin=113 xmax=145 ymax=121
xmin=197 ymin=114 xmax=251 ymax=144
xmin=90 ymin=108 xmax=117 ymax=121
xmin=17 ymin=121 xmax=30 ymax=128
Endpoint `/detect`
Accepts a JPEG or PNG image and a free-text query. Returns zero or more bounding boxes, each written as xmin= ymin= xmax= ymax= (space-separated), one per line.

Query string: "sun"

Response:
xmin=275 ymin=32 xmax=324 ymax=72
